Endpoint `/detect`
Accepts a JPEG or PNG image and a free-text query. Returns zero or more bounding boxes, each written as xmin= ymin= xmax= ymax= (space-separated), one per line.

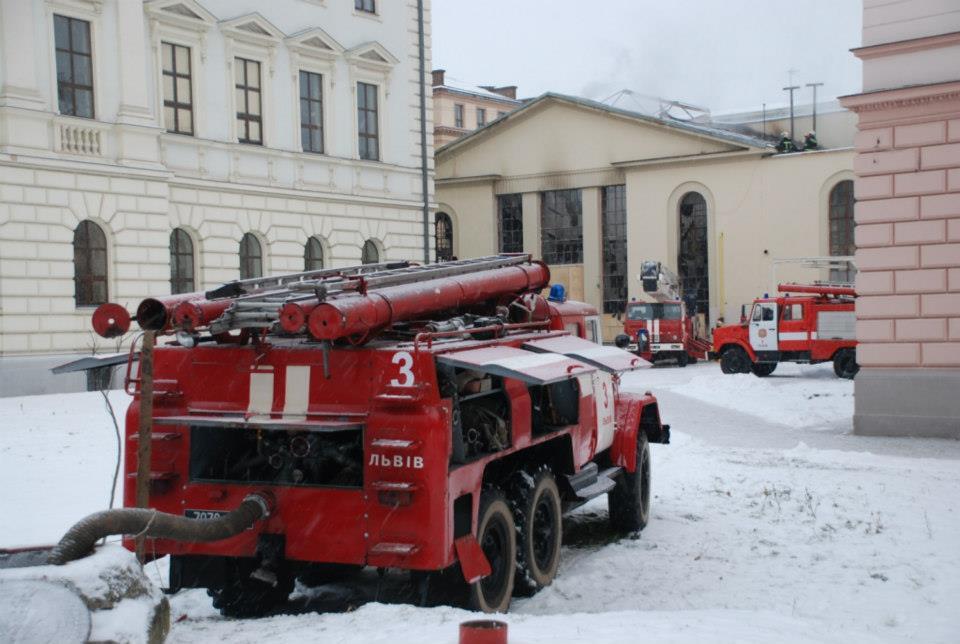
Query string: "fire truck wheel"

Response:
xmin=511 ymin=468 xmax=562 ymax=596
xmin=833 ymin=349 xmax=859 ymax=379
xmin=750 ymin=362 xmax=777 ymax=377
xmin=208 ymin=564 xmax=294 ymax=618
xmin=720 ymin=347 xmax=750 ymax=374
xmin=608 ymin=431 xmax=651 ymax=533
xmin=676 ymin=352 xmax=689 ymax=367
xmin=469 ymin=490 xmax=516 ymax=613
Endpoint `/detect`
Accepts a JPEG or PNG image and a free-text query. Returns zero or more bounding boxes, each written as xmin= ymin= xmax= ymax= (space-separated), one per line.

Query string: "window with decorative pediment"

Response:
xmin=147 ymin=1 xmax=215 ymax=138
xmin=221 ymin=14 xmax=282 ymax=147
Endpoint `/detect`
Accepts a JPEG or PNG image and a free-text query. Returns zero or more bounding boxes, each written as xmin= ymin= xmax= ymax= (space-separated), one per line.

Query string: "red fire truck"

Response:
xmin=81 ymin=255 xmax=669 ymax=616
xmin=711 ymin=283 xmax=858 ymax=378
xmin=620 ymin=262 xmax=712 ymax=366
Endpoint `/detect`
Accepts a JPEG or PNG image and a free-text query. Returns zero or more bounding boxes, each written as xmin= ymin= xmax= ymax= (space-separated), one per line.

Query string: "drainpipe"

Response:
xmin=417 ymin=0 xmax=431 ymax=263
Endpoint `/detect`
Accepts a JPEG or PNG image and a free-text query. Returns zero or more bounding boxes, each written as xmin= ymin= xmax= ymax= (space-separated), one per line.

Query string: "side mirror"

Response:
xmin=614 ymin=334 xmax=630 ymax=349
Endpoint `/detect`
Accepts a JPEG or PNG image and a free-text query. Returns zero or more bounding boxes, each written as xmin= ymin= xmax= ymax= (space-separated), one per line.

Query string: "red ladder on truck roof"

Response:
xmin=93 ymin=254 xmax=549 ymax=343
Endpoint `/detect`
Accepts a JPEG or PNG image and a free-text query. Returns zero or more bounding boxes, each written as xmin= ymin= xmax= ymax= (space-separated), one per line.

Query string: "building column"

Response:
xmin=521 ymin=192 xmax=540 ymax=259
xmin=582 ymin=187 xmax=602 ymax=313
xmin=115 ymin=0 xmax=153 ymax=125
xmin=841 ymin=82 xmax=960 ymax=438
xmin=0 ymin=0 xmax=44 ymax=108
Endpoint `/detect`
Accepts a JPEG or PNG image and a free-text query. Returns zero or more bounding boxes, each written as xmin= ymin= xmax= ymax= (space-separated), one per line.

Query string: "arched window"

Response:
xmin=829 ymin=180 xmax=855 ymax=282
xmin=435 ymin=212 xmax=453 ymax=262
xmin=305 ymin=236 xmax=324 ymax=271
xmin=73 ymin=220 xmax=108 ymax=306
xmin=239 ymin=233 xmax=263 ymax=279
xmin=361 ymin=239 xmax=380 ymax=265
xmin=169 ymin=228 xmax=195 ymax=294
xmin=677 ymin=192 xmax=709 ymax=324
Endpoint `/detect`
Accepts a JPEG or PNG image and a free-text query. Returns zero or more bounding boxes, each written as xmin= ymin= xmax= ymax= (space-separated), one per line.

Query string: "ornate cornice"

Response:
xmin=852 ymin=31 xmax=960 ymax=60
xmin=839 ymin=81 xmax=960 ymax=113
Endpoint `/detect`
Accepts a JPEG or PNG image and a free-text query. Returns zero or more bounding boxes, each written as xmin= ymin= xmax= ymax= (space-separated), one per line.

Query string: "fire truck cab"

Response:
xmin=92 ymin=255 xmax=669 ymax=617
xmin=712 ymin=283 xmax=858 ymax=378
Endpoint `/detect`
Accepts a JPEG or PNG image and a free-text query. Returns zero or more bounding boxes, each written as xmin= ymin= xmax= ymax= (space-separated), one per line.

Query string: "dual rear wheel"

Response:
xmin=468 ymin=470 xmax=563 ymax=612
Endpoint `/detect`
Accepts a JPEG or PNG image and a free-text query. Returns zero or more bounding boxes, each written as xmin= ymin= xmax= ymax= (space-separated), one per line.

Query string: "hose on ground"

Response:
xmin=48 ymin=493 xmax=272 ymax=565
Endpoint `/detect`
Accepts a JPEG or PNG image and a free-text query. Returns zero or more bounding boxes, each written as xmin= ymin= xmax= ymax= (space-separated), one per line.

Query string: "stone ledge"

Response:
xmin=854 ymin=367 xmax=960 ymax=438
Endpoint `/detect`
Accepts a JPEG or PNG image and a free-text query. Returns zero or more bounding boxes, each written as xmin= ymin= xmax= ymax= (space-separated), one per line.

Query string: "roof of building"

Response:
xmin=707 ymin=100 xmax=848 ymax=124
xmin=437 ymin=92 xmax=774 ymax=156
xmin=434 ymin=76 xmax=523 ymax=104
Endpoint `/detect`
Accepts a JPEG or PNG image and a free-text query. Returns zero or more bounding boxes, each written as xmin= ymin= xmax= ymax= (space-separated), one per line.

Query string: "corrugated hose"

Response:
xmin=47 ymin=493 xmax=272 ymax=565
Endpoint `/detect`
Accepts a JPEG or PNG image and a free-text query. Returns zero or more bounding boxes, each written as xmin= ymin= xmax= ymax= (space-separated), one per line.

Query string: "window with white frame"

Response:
xmin=300 ymin=70 xmax=324 ymax=153
xmin=355 ymin=0 xmax=376 ymax=13
xmin=357 ymin=81 xmax=379 ymax=161
xmin=162 ymin=42 xmax=193 ymax=135
xmin=54 ymin=14 xmax=94 ymax=118
xmin=235 ymin=57 xmax=262 ymax=145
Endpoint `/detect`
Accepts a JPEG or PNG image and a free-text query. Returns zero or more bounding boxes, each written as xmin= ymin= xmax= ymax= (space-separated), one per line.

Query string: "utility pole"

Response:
xmin=783 ymin=85 xmax=800 ymax=142
xmin=806 ymin=82 xmax=824 ymax=133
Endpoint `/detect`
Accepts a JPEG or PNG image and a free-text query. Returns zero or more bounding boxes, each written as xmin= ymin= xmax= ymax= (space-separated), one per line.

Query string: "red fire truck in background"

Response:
xmin=85 ymin=255 xmax=669 ymax=617
xmin=711 ymin=282 xmax=858 ymax=378
xmin=620 ymin=261 xmax=712 ymax=367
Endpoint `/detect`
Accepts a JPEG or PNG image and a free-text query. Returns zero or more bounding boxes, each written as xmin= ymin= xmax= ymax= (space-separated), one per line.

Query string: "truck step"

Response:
xmin=566 ymin=464 xmax=622 ymax=500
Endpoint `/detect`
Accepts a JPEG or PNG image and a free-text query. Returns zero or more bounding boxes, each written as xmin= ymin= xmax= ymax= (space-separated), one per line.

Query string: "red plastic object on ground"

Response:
xmin=460 ymin=620 xmax=508 ymax=644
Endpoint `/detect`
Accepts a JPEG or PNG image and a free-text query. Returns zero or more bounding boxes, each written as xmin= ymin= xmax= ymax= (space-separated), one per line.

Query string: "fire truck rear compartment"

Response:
xmin=189 ymin=425 xmax=363 ymax=488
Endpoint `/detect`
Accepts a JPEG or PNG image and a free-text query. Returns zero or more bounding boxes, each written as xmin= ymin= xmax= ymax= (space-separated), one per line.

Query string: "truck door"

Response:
xmin=749 ymin=302 xmax=779 ymax=352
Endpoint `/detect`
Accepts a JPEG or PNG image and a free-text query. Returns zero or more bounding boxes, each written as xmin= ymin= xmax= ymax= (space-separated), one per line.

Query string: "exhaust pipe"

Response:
xmin=48 ymin=493 xmax=272 ymax=565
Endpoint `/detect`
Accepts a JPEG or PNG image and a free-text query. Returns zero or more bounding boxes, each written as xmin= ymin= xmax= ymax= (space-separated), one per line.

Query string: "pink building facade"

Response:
xmin=840 ymin=2 xmax=960 ymax=437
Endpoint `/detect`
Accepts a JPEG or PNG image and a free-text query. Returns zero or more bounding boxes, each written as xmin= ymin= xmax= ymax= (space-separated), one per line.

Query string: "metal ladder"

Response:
xmin=207 ymin=254 xmax=534 ymax=333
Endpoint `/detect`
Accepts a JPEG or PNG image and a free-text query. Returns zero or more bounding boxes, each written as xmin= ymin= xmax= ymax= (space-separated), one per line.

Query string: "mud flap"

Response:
xmin=454 ymin=535 xmax=492 ymax=584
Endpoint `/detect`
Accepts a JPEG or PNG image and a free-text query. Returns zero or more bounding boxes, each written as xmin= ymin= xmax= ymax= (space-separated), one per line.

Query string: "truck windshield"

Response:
xmin=627 ymin=303 xmax=682 ymax=320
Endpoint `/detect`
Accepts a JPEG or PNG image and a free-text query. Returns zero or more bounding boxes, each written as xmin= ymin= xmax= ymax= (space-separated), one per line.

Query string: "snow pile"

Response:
xmin=0 ymin=389 xmax=127 ymax=547
xmin=2 ymin=369 xmax=959 ymax=643
xmin=666 ymin=371 xmax=852 ymax=429
xmin=0 ymin=545 xmax=169 ymax=644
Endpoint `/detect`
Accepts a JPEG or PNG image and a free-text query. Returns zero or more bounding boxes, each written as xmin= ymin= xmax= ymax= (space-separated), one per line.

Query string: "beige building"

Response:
xmin=432 ymin=69 xmax=521 ymax=148
xmin=839 ymin=1 xmax=960 ymax=437
xmin=436 ymin=93 xmax=855 ymax=341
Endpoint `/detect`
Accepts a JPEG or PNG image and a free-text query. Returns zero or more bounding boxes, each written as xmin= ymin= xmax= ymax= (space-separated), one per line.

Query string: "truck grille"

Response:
xmin=188 ymin=425 xmax=363 ymax=488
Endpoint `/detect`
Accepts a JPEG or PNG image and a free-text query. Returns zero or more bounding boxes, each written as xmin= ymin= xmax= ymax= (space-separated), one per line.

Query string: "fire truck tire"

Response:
xmin=676 ymin=352 xmax=689 ymax=367
xmin=608 ymin=432 xmax=651 ymax=533
xmin=833 ymin=349 xmax=859 ymax=379
xmin=468 ymin=490 xmax=516 ymax=613
xmin=720 ymin=347 xmax=750 ymax=374
xmin=750 ymin=362 xmax=777 ymax=377
xmin=208 ymin=561 xmax=294 ymax=618
xmin=510 ymin=468 xmax=562 ymax=596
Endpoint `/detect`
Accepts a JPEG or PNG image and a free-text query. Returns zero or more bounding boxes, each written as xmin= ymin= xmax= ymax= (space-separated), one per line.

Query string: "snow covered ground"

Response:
xmin=2 ymin=362 xmax=959 ymax=643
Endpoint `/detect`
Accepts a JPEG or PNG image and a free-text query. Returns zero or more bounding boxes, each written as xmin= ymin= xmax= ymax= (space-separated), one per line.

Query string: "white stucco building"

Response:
xmin=0 ymin=0 xmax=434 ymax=394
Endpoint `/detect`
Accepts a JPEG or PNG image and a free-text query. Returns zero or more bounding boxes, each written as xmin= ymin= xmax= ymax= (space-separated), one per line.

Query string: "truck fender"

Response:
xmin=719 ymin=341 xmax=757 ymax=362
xmin=611 ymin=393 xmax=662 ymax=473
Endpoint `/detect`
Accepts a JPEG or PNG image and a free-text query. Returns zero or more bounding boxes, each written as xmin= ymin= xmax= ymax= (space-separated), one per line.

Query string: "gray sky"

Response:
xmin=432 ymin=0 xmax=863 ymax=113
